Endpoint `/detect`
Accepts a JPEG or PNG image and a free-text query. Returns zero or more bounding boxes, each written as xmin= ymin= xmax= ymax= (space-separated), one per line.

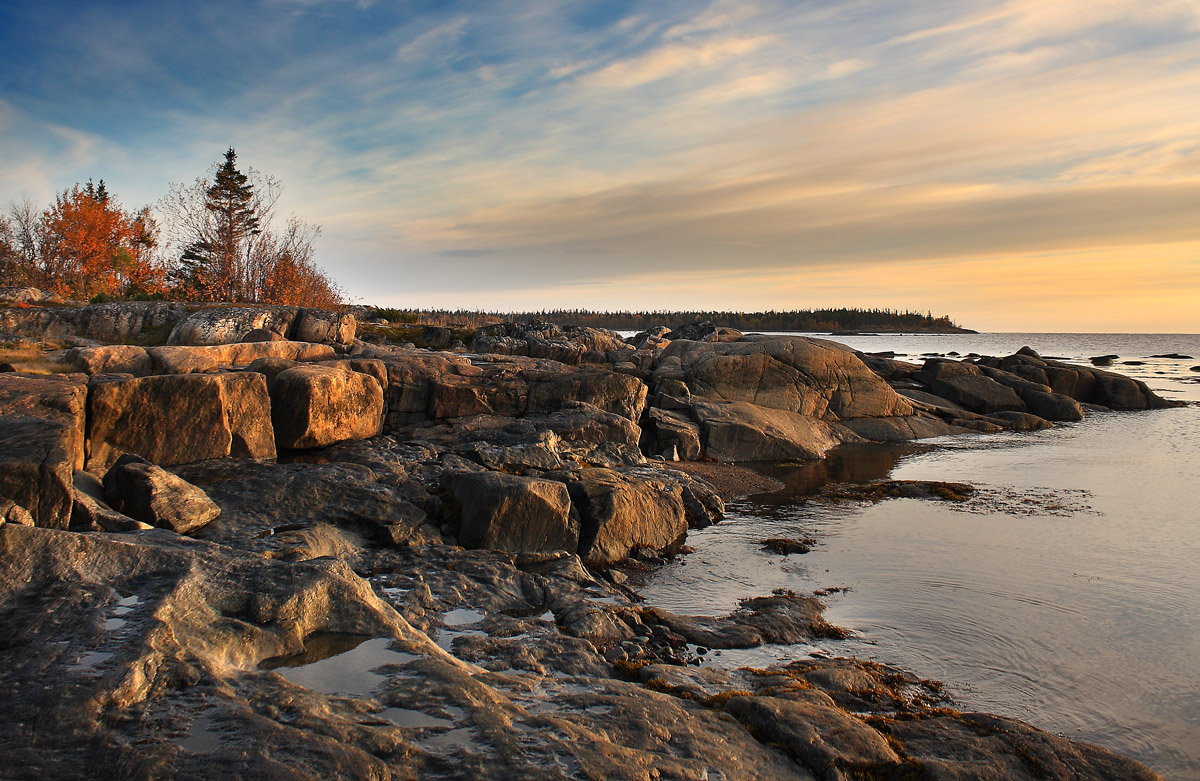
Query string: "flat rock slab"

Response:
xmin=0 ymin=373 xmax=86 ymax=528
xmin=86 ymin=372 xmax=276 ymax=471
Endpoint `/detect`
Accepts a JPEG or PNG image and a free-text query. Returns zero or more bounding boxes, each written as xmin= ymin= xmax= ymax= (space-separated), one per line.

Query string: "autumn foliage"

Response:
xmin=1 ymin=181 xmax=167 ymax=300
xmin=1 ymin=151 xmax=342 ymax=308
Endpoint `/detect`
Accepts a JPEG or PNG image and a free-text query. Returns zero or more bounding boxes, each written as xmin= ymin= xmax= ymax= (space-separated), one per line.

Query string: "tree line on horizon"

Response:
xmin=0 ymin=148 xmax=342 ymax=308
xmin=369 ymin=307 xmax=966 ymax=332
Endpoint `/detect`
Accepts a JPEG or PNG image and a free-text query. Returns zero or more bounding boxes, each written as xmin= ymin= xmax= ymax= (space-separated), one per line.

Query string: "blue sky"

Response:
xmin=3 ymin=0 xmax=1199 ymax=329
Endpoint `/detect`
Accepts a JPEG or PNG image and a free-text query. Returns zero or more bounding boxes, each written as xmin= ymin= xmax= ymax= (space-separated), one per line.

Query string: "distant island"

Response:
xmin=365 ymin=307 xmax=974 ymax=334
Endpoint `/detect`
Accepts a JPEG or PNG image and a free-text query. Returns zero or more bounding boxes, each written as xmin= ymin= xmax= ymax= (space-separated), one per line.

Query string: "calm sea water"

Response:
xmin=641 ymin=333 xmax=1200 ymax=780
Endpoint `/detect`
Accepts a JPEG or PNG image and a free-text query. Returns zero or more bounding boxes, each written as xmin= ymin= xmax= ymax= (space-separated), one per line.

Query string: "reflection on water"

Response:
xmin=262 ymin=634 xmax=419 ymax=698
xmin=643 ymin=336 xmax=1200 ymax=781
xmin=749 ymin=442 xmax=927 ymax=499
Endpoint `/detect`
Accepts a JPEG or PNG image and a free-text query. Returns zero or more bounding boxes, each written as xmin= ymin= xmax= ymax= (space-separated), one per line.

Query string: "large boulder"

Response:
xmin=928 ymin=375 xmax=1026 ymax=414
xmin=295 ymin=308 xmax=356 ymax=345
xmin=691 ymin=399 xmax=848 ymax=462
xmin=74 ymin=302 xmax=187 ymax=344
xmin=102 ymin=454 xmax=220 ymax=534
xmin=545 ymin=468 xmax=688 ymax=565
xmin=645 ymin=407 xmax=702 ymax=460
xmin=446 ymin=471 xmax=579 ymax=553
xmin=0 ymin=374 xmax=86 ymax=528
xmin=86 ymin=372 xmax=276 ymax=471
xmin=168 ymin=306 xmax=299 ymax=346
xmin=661 ymin=337 xmax=912 ymax=421
xmin=66 ymin=345 xmax=153 ymax=375
xmin=271 ymin=364 xmax=385 ymax=450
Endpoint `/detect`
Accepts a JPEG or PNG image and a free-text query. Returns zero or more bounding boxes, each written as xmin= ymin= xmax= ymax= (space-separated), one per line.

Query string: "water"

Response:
xmin=641 ymin=332 xmax=1200 ymax=780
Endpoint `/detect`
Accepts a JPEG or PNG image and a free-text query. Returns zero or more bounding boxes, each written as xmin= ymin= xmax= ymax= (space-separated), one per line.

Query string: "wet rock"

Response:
xmin=821 ymin=479 xmax=974 ymax=503
xmin=1150 ymin=353 xmax=1193 ymax=360
xmin=647 ymin=590 xmax=846 ymax=648
xmin=86 ymin=372 xmax=276 ymax=471
xmin=761 ymin=537 xmax=814 ymax=555
xmin=989 ymin=410 xmax=1054 ymax=431
xmin=102 ymin=454 xmax=220 ymax=534
xmin=447 ymin=470 xmax=579 ymax=554
xmin=271 ymin=364 xmax=384 ymax=449
xmin=883 ymin=713 xmax=1162 ymax=781
xmin=0 ymin=373 xmax=87 ymax=528
xmin=725 ymin=694 xmax=903 ymax=777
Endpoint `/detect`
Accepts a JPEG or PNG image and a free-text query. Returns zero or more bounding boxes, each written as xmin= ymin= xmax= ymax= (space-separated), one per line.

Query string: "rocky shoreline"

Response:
xmin=0 ymin=294 xmax=1175 ymax=779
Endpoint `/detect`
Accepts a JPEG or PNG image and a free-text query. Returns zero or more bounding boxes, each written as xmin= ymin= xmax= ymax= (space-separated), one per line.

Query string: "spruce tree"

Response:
xmin=180 ymin=147 xmax=261 ymax=300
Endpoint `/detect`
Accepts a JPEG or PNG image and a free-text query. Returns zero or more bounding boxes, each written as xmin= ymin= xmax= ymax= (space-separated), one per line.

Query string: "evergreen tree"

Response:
xmin=180 ymin=147 xmax=263 ymax=300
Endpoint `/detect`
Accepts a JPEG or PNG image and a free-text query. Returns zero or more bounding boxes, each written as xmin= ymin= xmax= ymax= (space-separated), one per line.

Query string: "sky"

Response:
xmin=2 ymin=0 xmax=1199 ymax=331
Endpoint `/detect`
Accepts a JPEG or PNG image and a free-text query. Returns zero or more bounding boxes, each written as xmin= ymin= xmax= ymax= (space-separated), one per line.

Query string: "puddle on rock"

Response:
xmin=261 ymin=634 xmax=419 ymax=698
xmin=178 ymin=712 xmax=222 ymax=754
xmin=414 ymin=727 xmax=482 ymax=757
xmin=377 ymin=707 xmax=455 ymax=729
xmin=442 ymin=608 xmax=485 ymax=626
xmin=113 ymin=595 xmax=141 ymax=615
xmin=69 ymin=651 xmax=113 ymax=672
xmin=699 ymin=642 xmax=826 ymax=670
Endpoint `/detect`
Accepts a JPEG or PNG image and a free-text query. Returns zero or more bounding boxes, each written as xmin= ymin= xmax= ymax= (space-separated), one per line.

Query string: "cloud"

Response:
xmin=578 ymin=35 xmax=772 ymax=88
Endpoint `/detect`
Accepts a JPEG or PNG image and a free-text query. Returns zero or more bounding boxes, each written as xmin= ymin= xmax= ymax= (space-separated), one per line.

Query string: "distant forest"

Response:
xmin=367 ymin=307 xmax=971 ymax=333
